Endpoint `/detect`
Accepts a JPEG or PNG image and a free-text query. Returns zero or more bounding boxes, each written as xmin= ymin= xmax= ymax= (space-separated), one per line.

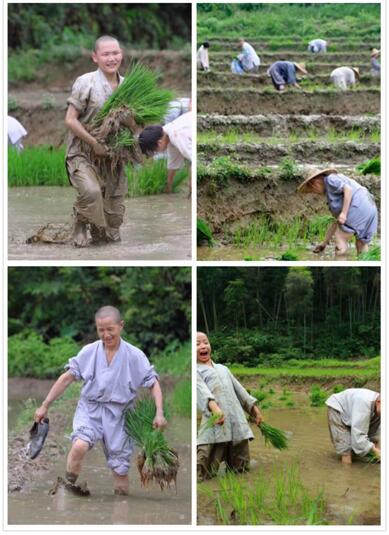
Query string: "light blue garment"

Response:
xmin=308 ymin=39 xmax=327 ymax=53
xmin=231 ymin=58 xmax=245 ymax=75
xmin=326 ymin=388 xmax=380 ymax=456
xmin=65 ymin=338 xmax=158 ymax=474
xmin=371 ymin=57 xmax=380 ymax=76
xmin=197 ymin=362 xmax=257 ymax=446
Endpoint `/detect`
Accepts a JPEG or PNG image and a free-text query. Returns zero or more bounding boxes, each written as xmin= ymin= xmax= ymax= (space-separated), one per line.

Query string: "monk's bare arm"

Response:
xmin=34 ymin=371 xmax=76 ymax=422
xmin=150 ymin=380 xmax=167 ymax=429
xmin=65 ymin=104 xmax=106 ymax=155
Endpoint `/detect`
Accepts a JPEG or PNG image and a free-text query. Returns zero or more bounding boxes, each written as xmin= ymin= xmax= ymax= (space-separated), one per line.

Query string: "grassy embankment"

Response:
xmin=8 ymin=147 xmax=188 ymax=195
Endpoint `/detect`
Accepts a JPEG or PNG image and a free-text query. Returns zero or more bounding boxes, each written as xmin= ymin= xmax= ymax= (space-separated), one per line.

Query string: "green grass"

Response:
xmin=232 ymin=215 xmax=334 ymax=248
xmin=170 ymin=378 xmax=191 ymax=418
xmin=199 ymin=462 xmax=327 ymax=525
xmin=309 ymin=385 xmax=327 ymax=407
xmin=151 ymin=340 xmax=190 ymax=377
xmin=359 ymin=245 xmax=381 ymax=261
xmin=8 ymin=146 xmax=68 ymax=186
xmin=197 ymin=218 xmax=214 ymax=245
xmin=126 ymin=158 xmax=188 ymax=196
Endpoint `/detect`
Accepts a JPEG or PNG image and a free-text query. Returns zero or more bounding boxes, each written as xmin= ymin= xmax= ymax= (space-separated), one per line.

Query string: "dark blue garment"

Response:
xmin=268 ymin=61 xmax=297 ymax=90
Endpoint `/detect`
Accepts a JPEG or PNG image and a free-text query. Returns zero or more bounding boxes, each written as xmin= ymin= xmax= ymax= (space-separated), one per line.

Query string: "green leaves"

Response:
xmin=259 ymin=422 xmax=289 ymax=450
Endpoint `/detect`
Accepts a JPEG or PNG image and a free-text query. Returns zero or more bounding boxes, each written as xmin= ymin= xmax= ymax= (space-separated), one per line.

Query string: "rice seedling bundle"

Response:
xmin=198 ymin=411 xmax=224 ymax=435
xmin=124 ymin=398 xmax=179 ymax=490
xmin=356 ymin=156 xmax=380 ymax=175
xmin=87 ymin=62 xmax=173 ymax=171
xmin=259 ymin=422 xmax=288 ymax=450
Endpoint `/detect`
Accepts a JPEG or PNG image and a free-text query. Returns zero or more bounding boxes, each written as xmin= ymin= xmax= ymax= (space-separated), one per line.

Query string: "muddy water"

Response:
xmin=8 ymin=187 xmax=191 ymax=261
xmin=197 ymin=242 xmax=364 ymax=261
xmin=198 ymin=408 xmax=380 ymax=525
xmin=8 ymin=416 xmax=191 ymax=525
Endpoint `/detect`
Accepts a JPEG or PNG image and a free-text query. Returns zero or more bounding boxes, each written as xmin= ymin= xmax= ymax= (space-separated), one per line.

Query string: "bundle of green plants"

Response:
xmin=258 ymin=422 xmax=288 ymax=450
xmin=126 ymin=159 xmax=187 ymax=196
xmin=197 ymin=218 xmax=214 ymax=245
xmin=88 ymin=62 xmax=173 ymax=170
xmin=366 ymin=450 xmax=380 ymax=464
xmin=356 ymin=156 xmax=380 ymax=175
xmin=124 ymin=398 xmax=179 ymax=490
xmin=358 ymin=245 xmax=380 ymax=261
xmin=199 ymin=411 xmax=224 ymax=434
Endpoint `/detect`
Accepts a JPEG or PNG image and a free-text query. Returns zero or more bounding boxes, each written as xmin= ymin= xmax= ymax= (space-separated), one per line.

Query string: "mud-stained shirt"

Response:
xmin=197 ymin=362 xmax=257 ymax=446
xmin=326 ymin=388 xmax=380 ymax=456
xmin=163 ymin=111 xmax=192 ymax=169
xmin=64 ymin=338 xmax=158 ymax=407
xmin=66 ymin=68 xmax=124 ymax=161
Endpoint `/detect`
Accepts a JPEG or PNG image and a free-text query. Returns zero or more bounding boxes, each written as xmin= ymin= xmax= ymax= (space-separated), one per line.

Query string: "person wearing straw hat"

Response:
xmin=330 ymin=66 xmax=360 ymax=90
xmin=267 ymin=61 xmax=307 ymax=91
xmin=308 ymin=38 xmax=328 ymax=54
xmin=298 ymin=168 xmax=378 ymax=256
xmin=370 ymin=48 xmax=380 ymax=77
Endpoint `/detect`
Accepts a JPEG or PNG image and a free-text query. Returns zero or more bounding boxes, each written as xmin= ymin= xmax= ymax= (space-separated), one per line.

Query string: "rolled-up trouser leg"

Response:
xmin=104 ymin=194 xmax=125 ymax=241
xmin=102 ymin=409 xmax=132 ymax=476
xmin=226 ymin=439 xmax=250 ymax=473
xmin=327 ymin=407 xmax=352 ymax=455
xmin=69 ymin=162 xmax=107 ymax=228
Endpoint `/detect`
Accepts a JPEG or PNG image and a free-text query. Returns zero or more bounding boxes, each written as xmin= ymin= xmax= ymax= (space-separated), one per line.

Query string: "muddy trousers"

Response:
xmin=197 ymin=440 xmax=250 ymax=481
xmin=69 ymin=161 xmax=125 ymax=241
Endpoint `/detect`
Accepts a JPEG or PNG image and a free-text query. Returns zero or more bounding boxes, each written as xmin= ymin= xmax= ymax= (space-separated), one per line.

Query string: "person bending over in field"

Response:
xmin=267 ymin=61 xmax=307 ymax=91
xmin=326 ymin=388 xmax=380 ymax=464
xmin=65 ymin=35 xmax=133 ymax=247
xmin=330 ymin=66 xmax=360 ymax=91
xmin=138 ymin=111 xmax=192 ymax=195
xmin=370 ymin=49 xmax=380 ymax=78
xmin=298 ymin=167 xmax=378 ymax=256
xmin=308 ymin=38 xmax=328 ymax=53
xmin=197 ymin=42 xmax=210 ymax=71
xmin=196 ymin=332 xmax=263 ymax=481
xmin=34 ymin=306 xmax=167 ymax=495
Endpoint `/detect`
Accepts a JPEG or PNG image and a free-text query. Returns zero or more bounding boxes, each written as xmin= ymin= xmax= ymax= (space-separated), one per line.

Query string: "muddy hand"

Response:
xmin=313 ymin=243 xmax=326 ymax=254
xmin=34 ymin=405 xmax=48 ymax=423
xmin=92 ymin=141 xmax=108 ymax=157
xmin=153 ymin=414 xmax=168 ymax=430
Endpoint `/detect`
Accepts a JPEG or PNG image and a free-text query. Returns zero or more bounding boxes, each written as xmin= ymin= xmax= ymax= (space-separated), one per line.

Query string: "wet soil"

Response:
xmin=8 ymin=378 xmax=191 ymax=525
xmin=197 ymin=407 xmax=380 ymax=525
xmin=8 ymin=187 xmax=191 ymax=261
xmin=209 ymin=62 xmax=368 ymax=75
xmin=213 ymin=51 xmax=373 ymax=62
xmin=198 ymin=113 xmax=380 ymax=136
xmin=197 ymin=174 xmax=380 ymax=233
xmin=198 ymin=89 xmax=380 ymax=115
xmin=198 ymin=140 xmax=379 ymax=165
xmin=199 ymin=71 xmax=378 ymax=88
xmin=207 ymin=36 xmax=379 ymax=48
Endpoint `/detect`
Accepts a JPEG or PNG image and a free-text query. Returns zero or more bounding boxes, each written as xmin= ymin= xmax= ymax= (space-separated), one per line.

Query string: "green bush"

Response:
xmin=8 ymin=332 xmax=80 ymax=378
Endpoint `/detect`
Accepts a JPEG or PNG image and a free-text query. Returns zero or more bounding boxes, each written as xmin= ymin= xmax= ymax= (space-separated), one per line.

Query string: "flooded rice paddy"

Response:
xmin=197 ymin=407 xmax=380 ymax=526
xmin=8 ymin=187 xmax=191 ymax=261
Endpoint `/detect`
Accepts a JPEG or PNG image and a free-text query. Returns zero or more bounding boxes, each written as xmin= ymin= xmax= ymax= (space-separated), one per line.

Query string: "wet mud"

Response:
xmin=8 ymin=187 xmax=191 ymax=261
xmin=8 ymin=378 xmax=191 ymax=525
xmin=198 ymin=89 xmax=380 ymax=115
xmin=198 ymin=113 xmax=380 ymax=136
xmin=197 ymin=408 xmax=380 ymax=525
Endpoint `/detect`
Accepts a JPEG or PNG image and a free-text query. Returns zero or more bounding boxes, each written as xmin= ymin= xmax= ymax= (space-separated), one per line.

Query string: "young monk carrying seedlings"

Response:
xmin=34 ymin=306 xmax=167 ymax=496
xmin=196 ymin=332 xmax=263 ymax=481
xmin=298 ymin=167 xmax=378 ymax=256
xmin=65 ymin=35 xmax=134 ymax=247
xmin=326 ymin=388 xmax=380 ymax=464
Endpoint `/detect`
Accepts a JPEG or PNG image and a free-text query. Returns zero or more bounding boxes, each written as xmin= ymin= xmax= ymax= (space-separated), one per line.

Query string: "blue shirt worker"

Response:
xmin=370 ymin=49 xmax=380 ymax=77
xmin=267 ymin=61 xmax=307 ymax=91
xmin=34 ymin=306 xmax=167 ymax=496
xmin=298 ymin=168 xmax=378 ymax=256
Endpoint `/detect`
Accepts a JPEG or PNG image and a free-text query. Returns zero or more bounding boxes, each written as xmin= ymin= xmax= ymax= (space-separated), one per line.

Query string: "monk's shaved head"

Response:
xmin=95 ymin=306 xmax=122 ymax=323
xmin=94 ymin=35 xmax=120 ymax=52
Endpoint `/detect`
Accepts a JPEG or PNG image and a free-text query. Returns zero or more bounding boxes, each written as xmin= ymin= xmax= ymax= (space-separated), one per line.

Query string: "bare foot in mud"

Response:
xmin=313 ymin=243 xmax=326 ymax=253
xmin=114 ymin=488 xmax=129 ymax=496
xmin=49 ymin=476 xmax=91 ymax=496
xmin=73 ymin=221 xmax=88 ymax=248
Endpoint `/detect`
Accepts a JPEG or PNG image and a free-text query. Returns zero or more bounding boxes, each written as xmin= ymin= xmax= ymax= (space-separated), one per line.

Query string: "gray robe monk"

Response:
xmin=65 ymin=338 xmax=158 ymax=475
xmin=324 ymin=173 xmax=378 ymax=244
xmin=66 ymin=68 xmax=127 ymax=241
xmin=197 ymin=362 xmax=257 ymax=445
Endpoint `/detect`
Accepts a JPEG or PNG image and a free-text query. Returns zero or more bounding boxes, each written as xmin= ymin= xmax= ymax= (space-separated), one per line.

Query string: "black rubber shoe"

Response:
xmin=27 ymin=418 xmax=49 ymax=459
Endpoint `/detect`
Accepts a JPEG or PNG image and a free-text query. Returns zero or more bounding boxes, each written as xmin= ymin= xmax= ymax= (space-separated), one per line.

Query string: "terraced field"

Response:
xmin=197 ymin=31 xmax=381 ymax=261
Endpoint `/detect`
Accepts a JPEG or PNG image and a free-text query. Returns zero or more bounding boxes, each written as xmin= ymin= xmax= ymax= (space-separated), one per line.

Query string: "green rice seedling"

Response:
xmin=8 ymin=146 xmax=68 ymax=187
xmin=251 ymin=390 xmax=267 ymax=403
xmin=309 ymin=385 xmax=327 ymax=407
xmin=277 ymin=251 xmax=299 ymax=261
xmin=8 ymin=96 xmax=19 ymax=112
xmin=199 ymin=411 xmax=224 ymax=433
xmin=268 ymin=388 xmax=275 ymax=395
xmin=365 ymin=450 xmax=380 ymax=464
xmin=286 ymin=400 xmax=295 ymax=408
xmin=126 ymin=158 xmax=187 ymax=196
xmin=170 ymin=379 xmax=191 ymax=418
xmin=125 ymin=398 xmax=179 ymax=490
xmin=370 ymin=128 xmax=381 ymax=143
xmin=358 ymin=245 xmax=380 ymax=261
xmin=111 ymin=129 xmax=135 ymax=150
xmin=197 ymin=218 xmax=214 ymax=245
xmin=332 ymin=384 xmax=344 ymax=393
xmin=356 ymin=156 xmax=380 ymax=175
xmin=261 ymin=401 xmax=272 ymax=410
xmin=279 ymin=157 xmax=300 ymax=181
xmin=259 ymin=422 xmax=289 ymax=450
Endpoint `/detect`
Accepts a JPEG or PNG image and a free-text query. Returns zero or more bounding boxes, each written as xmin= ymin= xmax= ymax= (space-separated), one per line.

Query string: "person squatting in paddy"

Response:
xmin=196 ymin=332 xmax=263 ymax=481
xmin=298 ymin=167 xmax=378 ymax=256
xmin=34 ymin=306 xmax=167 ymax=496
xmin=65 ymin=35 xmax=135 ymax=248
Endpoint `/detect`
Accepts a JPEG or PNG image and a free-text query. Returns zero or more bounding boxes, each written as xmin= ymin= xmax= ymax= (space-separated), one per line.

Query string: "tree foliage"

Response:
xmin=197 ymin=267 xmax=380 ymax=364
